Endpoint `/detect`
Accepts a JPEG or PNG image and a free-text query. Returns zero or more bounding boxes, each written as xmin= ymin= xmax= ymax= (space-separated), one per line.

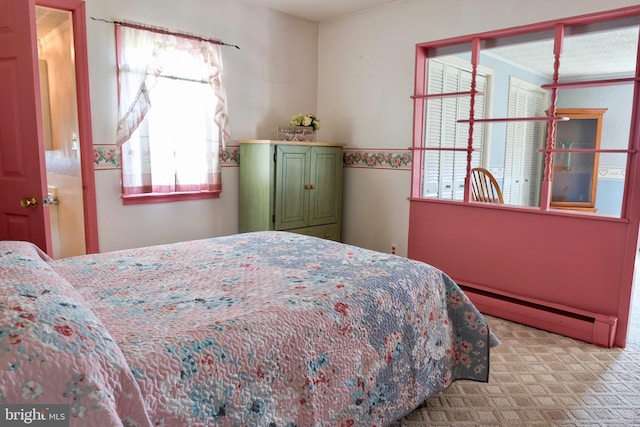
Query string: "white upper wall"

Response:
xmin=317 ymin=0 xmax=640 ymax=255
xmin=318 ymin=0 xmax=640 ymax=146
xmin=85 ymin=0 xmax=319 ymax=251
xmin=83 ymin=0 xmax=640 ymax=254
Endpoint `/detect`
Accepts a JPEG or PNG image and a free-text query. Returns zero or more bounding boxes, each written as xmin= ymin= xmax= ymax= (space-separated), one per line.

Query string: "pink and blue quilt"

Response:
xmin=1 ymin=231 xmax=497 ymax=426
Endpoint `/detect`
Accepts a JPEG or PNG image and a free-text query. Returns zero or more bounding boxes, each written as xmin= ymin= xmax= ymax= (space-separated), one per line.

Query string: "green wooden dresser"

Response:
xmin=239 ymin=140 xmax=344 ymax=241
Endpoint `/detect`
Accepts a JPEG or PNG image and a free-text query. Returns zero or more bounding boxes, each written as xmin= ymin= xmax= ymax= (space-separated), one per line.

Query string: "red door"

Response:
xmin=0 ymin=0 xmax=51 ymax=253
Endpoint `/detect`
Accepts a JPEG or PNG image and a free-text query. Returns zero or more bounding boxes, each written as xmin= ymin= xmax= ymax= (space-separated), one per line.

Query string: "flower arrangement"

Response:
xmin=290 ymin=113 xmax=320 ymax=132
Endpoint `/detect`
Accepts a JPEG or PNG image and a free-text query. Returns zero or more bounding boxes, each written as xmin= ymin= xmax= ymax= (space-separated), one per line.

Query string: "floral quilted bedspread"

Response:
xmin=2 ymin=231 xmax=497 ymax=426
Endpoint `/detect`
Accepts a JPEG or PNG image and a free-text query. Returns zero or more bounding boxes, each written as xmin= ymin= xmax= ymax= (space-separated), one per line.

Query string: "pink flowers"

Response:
xmin=55 ymin=325 xmax=74 ymax=337
xmin=334 ymin=301 xmax=349 ymax=316
xmin=342 ymin=150 xmax=412 ymax=169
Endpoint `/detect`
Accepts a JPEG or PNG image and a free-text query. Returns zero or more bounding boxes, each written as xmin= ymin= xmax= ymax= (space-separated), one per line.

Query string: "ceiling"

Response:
xmin=486 ymin=26 xmax=639 ymax=80
xmin=35 ymin=6 xmax=70 ymax=39
xmin=239 ymin=0 xmax=398 ymax=22
xmin=239 ymin=0 xmax=637 ymax=79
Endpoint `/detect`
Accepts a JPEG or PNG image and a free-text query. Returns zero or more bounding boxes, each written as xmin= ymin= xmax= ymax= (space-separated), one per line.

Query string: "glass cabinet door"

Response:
xmin=551 ymin=108 xmax=607 ymax=211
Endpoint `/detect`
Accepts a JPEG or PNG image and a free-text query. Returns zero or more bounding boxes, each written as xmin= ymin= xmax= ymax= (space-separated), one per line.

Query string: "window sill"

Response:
xmin=407 ymin=197 xmax=629 ymax=223
xmin=122 ymin=191 xmax=221 ymax=205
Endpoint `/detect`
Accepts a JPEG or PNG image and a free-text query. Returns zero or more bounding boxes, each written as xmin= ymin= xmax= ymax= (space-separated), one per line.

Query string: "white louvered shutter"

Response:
xmin=504 ymin=79 xmax=546 ymax=206
xmin=423 ymin=59 xmax=486 ymax=200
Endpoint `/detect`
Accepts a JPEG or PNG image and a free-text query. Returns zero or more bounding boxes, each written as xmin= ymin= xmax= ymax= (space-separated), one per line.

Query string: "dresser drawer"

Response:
xmin=288 ymin=223 xmax=341 ymax=242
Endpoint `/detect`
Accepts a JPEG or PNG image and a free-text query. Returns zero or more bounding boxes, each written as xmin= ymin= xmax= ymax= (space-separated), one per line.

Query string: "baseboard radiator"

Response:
xmin=459 ymin=283 xmax=618 ymax=348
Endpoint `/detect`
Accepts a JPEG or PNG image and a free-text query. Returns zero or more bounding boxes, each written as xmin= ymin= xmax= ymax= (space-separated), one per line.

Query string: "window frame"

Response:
xmin=410 ymin=10 xmax=639 ymax=218
xmin=115 ymin=23 xmax=228 ymax=205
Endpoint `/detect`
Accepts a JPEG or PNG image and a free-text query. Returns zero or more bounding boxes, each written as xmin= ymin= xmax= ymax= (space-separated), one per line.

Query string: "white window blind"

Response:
xmin=423 ymin=59 xmax=487 ymax=200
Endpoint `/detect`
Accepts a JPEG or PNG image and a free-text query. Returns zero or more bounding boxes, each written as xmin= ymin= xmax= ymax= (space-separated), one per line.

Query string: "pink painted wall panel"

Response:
xmin=408 ymin=200 xmax=633 ymax=345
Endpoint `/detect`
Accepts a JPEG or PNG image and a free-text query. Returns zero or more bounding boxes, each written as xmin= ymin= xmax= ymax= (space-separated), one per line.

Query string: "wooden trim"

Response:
xmin=415 ymin=6 xmax=640 ymax=50
xmin=411 ymin=44 xmax=427 ymax=199
xmin=71 ymin=2 xmax=99 ymax=254
xmin=238 ymin=139 xmax=346 ymax=147
xmin=460 ymin=284 xmax=618 ymax=348
xmin=457 ymin=116 xmax=569 ymax=123
xmin=542 ymin=77 xmax=638 ymax=90
xmin=411 ymin=90 xmax=484 ymax=99
xmin=36 ymin=0 xmax=100 ymax=254
xmin=122 ymin=191 xmax=221 ymax=205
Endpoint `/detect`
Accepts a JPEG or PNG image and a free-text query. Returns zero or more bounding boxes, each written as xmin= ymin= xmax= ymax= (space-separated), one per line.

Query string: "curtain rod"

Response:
xmin=90 ymin=17 xmax=240 ymax=49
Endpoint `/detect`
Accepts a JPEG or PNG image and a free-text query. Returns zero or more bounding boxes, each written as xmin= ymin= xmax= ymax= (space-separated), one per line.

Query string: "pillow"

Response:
xmin=0 ymin=241 xmax=151 ymax=426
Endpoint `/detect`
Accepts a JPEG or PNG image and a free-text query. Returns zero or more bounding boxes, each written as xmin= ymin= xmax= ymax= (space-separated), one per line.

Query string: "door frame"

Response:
xmin=37 ymin=0 xmax=98 ymax=254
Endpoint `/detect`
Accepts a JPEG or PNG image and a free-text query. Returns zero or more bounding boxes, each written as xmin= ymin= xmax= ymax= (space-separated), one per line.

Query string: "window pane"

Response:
xmin=554 ymin=84 xmax=633 ymax=217
xmin=594 ymin=153 xmax=627 ymax=217
xmin=117 ymin=25 xmax=227 ymax=198
xmin=480 ymin=29 xmax=555 ymax=82
xmin=561 ymin=18 xmax=639 ymax=81
xmin=500 ymin=79 xmax=547 ymax=207
xmin=422 ymin=55 xmax=488 ymax=200
xmin=148 ymin=77 xmax=218 ymax=190
xmin=478 ymin=30 xmax=555 ymax=208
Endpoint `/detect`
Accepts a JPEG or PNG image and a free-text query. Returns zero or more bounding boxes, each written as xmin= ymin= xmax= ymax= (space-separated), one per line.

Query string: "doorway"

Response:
xmin=0 ymin=0 xmax=96 ymax=255
xmin=35 ymin=6 xmax=85 ymax=258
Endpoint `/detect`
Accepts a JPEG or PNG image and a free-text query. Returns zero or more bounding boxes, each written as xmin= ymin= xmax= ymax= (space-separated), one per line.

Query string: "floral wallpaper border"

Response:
xmin=94 ymin=145 xmax=413 ymax=171
xmin=343 ymin=149 xmax=412 ymax=170
xmin=221 ymin=146 xmax=240 ymax=166
xmin=93 ymin=145 xmax=241 ymax=170
xmin=93 ymin=145 xmax=120 ymax=169
xmin=89 ymin=146 xmax=625 ymax=179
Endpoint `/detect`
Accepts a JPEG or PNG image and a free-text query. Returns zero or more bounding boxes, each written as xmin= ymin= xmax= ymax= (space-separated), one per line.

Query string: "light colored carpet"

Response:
xmin=392 ymin=288 xmax=640 ymax=426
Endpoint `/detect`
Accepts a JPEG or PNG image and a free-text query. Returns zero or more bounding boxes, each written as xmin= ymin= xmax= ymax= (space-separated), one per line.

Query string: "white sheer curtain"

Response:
xmin=115 ymin=24 xmax=230 ymax=196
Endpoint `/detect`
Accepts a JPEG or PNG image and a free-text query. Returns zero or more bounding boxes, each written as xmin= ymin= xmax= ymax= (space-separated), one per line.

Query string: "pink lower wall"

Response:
xmin=408 ymin=199 xmax=637 ymax=347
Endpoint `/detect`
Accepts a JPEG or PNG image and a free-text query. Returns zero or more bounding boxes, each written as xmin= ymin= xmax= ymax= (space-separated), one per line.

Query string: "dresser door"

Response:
xmin=308 ymin=146 xmax=342 ymax=227
xmin=274 ymin=145 xmax=310 ymax=230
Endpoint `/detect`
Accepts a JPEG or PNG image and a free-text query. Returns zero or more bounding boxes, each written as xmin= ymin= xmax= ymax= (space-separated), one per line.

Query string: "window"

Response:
xmin=412 ymin=15 xmax=638 ymax=218
xmin=115 ymin=24 xmax=230 ymax=204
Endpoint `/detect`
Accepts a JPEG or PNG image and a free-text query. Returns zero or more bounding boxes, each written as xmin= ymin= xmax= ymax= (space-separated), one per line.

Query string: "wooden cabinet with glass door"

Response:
xmin=550 ymin=108 xmax=607 ymax=212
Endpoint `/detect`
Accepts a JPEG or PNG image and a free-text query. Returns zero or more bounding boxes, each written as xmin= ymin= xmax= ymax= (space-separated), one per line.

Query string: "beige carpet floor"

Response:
xmin=392 ymin=285 xmax=640 ymax=426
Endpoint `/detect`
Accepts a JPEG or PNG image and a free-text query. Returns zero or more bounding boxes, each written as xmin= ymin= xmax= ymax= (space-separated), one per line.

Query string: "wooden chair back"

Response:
xmin=471 ymin=167 xmax=504 ymax=203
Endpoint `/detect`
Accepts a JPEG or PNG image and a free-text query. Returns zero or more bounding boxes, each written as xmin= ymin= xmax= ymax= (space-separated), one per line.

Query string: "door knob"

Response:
xmin=20 ymin=196 xmax=38 ymax=209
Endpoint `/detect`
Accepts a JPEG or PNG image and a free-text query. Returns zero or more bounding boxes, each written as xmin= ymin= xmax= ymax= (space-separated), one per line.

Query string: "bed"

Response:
xmin=0 ymin=231 xmax=497 ymax=426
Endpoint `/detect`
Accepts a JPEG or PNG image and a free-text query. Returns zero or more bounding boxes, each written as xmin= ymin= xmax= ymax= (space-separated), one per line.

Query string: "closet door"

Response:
xmin=504 ymin=77 xmax=546 ymax=207
xmin=423 ymin=59 xmax=487 ymax=200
